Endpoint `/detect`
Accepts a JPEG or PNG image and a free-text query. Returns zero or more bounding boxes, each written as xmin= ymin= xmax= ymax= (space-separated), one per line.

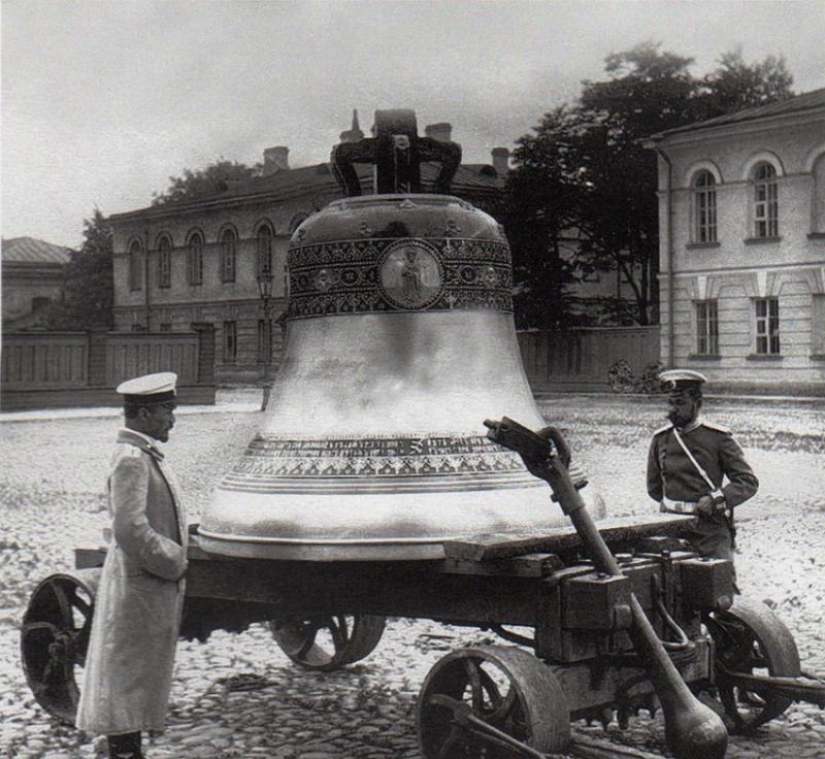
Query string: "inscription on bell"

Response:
xmin=248 ymin=435 xmax=503 ymax=457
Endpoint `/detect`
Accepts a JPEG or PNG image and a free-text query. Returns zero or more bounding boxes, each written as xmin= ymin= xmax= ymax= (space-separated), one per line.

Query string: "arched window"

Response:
xmin=257 ymin=225 xmax=273 ymax=276
xmin=752 ymin=162 xmax=778 ymax=238
xmin=158 ymin=236 xmax=172 ymax=288
xmin=188 ymin=233 xmax=203 ymax=285
xmin=128 ymin=240 xmax=143 ymax=291
xmin=692 ymin=170 xmax=717 ymax=243
xmin=220 ymin=229 xmax=236 ymax=283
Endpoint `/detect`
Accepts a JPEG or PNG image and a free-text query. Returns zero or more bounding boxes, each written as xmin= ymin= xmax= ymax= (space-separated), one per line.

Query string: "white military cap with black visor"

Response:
xmin=658 ymin=369 xmax=708 ymax=395
xmin=116 ymin=372 xmax=178 ymax=405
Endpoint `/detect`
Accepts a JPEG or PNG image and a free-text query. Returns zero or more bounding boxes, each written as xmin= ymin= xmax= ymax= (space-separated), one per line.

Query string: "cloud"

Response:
xmin=2 ymin=0 xmax=824 ymax=247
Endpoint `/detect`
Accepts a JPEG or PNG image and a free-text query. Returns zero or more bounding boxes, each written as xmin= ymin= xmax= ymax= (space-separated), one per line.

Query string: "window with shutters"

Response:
xmin=188 ymin=233 xmax=203 ymax=285
xmin=158 ymin=236 xmax=172 ymax=288
xmin=223 ymin=320 xmax=237 ymax=362
xmin=695 ymin=300 xmax=719 ymax=355
xmin=220 ymin=229 xmax=236 ymax=283
xmin=754 ymin=297 xmax=780 ymax=355
xmin=129 ymin=240 xmax=143 ymax=291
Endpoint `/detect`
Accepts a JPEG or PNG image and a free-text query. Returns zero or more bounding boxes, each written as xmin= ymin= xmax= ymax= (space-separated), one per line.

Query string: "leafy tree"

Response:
xmin=504 ymin=106 xmax=585 ymax=328
xmin=571 ymin=43 xmax=700 ymax=325
xmin=46 ymin=208 xmax=114 ymax=330
xmin=506 ymin=42 xmax=795 ymax=329
xmin=698 ymin=48 xmax=794 ymax=115
xmin=152 ymin=159 xmax=261 ymax=205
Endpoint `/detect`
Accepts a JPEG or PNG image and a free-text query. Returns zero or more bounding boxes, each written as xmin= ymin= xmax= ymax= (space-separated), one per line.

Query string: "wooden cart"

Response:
xmin=20 ymin=421 xmax=823 ymax=759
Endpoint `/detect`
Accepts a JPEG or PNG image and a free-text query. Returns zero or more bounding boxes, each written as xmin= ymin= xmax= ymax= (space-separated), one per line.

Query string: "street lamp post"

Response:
xmin=256 ymin=270 xmax=274 ymax=411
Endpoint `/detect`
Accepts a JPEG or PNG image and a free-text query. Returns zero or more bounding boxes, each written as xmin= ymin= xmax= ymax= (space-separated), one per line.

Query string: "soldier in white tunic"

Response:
xmin=76 ymin=373 xmax=188 ymax=759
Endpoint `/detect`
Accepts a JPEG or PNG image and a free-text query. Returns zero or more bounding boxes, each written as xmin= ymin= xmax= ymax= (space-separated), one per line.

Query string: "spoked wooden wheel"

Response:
xmin=270 ymin=614 xmax=386 ymax=671
xmin=707 ymin=596 xmax=801 ymax=733
xmin=20 ymin=571 xmax=99 ymax=724
xmin=417 ymin=645 xmax=570 ymax=758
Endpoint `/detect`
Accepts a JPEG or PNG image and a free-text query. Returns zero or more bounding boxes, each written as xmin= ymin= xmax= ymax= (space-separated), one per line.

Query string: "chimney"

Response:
xmin=339 ymin=109 xmax=364 ymax=144
xmin=425 ymin=122 xmax=453 ymax=143
xmin=263 ymin=146 xmax=290 ymax=176
xmin=491 ymin=147 xmax=510 ymax=177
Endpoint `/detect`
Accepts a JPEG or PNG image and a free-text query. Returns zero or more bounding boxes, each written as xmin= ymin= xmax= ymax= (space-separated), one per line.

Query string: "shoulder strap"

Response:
xmin=671 ymin=427 xmax=715 ymax=490
xmin=701 ymin=420 xmax=730 ymax=434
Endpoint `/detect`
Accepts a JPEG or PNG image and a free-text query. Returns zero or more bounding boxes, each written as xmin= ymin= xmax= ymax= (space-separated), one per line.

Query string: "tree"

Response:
xmin=504 ymin=107 xmax=585 ymax=328
xmin=46 ymin=208 xmax=114 ymax=330
xmin=572 ymin=43 xmax=702 ymax=325
xmin=699 ymin=48 xmax=794 ymax=116
xmin=152 ymin=159 xmax=261 ymax=205
xmin=505 ymin=43 xmax=795 ymax=329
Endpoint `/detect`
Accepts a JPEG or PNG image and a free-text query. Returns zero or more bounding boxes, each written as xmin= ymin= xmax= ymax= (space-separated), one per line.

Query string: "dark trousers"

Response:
xmin=688 ymin=511 xmax=738 ymax=591
xmin=108 ymin=732 xmax=142 ymax=759
xmin=688 ymin=511 xmax=734 ymax=563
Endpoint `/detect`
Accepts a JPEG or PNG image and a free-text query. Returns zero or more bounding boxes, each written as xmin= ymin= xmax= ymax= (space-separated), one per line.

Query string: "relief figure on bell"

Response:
xmin=379 ymin=243 xmax=443 ymax=309
xmin=401 ymin=248 xmax=423 ymax=299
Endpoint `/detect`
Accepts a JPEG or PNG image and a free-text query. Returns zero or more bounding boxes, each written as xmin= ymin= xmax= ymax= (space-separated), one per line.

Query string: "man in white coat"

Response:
xmin=76 ymin=373 xmax=188 ymax=759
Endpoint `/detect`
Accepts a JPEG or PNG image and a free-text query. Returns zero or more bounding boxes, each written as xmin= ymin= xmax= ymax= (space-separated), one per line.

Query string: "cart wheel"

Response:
xmin=417 ymin=645 xmax=570 ymax=758
xmin=270 ymin=614 xmax=386 ymax=671
xmin=20 ymin=571 xmax=99 ymax=725
xmin=707 ymin=596 xmax=801 ymax=733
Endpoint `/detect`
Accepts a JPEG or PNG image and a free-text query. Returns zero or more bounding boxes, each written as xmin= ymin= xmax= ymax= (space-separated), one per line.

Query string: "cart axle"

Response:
xmin=718 ymin=664 xmax=825 ymax=708
xmin=431 ymin=693 xmax=669 ymax=759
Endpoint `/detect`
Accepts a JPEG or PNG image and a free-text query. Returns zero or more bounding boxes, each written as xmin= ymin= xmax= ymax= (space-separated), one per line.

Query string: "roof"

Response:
xmin=2 ymin=237 xmax=73 ymax=264
xmin=650 ymin=87 xmax=825 ymax=141
xmin=109 ymin=159 xmax=504 ymax=223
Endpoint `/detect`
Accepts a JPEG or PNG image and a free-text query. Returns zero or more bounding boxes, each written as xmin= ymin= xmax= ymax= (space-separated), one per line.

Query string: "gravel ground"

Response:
xmin=1 ymin=390 xmax=823 ymax=759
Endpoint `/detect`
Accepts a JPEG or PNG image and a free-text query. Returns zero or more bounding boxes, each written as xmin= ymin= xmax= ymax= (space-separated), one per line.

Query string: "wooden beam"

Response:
xmin=443 ymin=515 xmax=692 ymax=562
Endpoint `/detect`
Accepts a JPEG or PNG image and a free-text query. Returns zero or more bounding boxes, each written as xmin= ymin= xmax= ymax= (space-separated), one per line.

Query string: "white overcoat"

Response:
xmin=76 ymin=429 xmax=188 ymax=736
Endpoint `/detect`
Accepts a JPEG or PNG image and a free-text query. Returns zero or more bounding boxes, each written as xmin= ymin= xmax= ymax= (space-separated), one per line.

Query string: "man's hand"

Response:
xmin=524 ymin=456 xmax=554 ymax=482
xmin=696 ymin=494 xmax=724 ymax=517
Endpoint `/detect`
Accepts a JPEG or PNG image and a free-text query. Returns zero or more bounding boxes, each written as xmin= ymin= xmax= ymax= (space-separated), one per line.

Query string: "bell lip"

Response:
xmin=194 ymin=530 xmax=448 ymax=561
xmin=196 ymin=527 xmax=446 ymax=546
xmin=198 ymin=482 xmax=607 ymax=560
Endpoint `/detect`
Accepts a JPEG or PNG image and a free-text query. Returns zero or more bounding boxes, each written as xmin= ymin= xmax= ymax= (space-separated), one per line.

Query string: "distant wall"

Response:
xmin=0 ymin=328 xmax=216 ymax=411
xmin=518 ymin=326 xmax=660 ymax=393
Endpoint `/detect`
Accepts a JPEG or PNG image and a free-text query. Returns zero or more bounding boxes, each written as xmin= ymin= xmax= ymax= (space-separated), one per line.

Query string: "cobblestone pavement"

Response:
xmin=1 ymin=392 xmax=823 ymax=759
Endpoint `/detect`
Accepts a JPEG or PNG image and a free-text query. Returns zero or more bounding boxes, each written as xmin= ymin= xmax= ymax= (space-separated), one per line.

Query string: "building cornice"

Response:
xmin=113 ymin=295 xmax=289 ymax=312
xmin=664 ymin=259 xmax=825 ymax=277
xmin=109 ymin=173 xmax=500 ymax=227
xmin=108 ymin=181 xmax=342 ymax=225
xmin=645 ymin=107 xmax=825 ymax=149
xmin=2 ymin=260 xmax=68 ymax=274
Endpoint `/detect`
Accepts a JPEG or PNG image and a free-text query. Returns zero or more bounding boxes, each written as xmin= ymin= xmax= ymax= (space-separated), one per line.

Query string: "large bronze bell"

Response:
xmin=198 ymin=110 xmax=605 ymax=560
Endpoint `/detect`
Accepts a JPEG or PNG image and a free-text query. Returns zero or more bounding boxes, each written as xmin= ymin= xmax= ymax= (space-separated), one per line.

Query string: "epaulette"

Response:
xmin=117 ymin=445 xmax=144 ymax=458
xmin=700 ymin=420 xmax=730 ymax=434
xmin=652 ymin=423 xmax=673 ymax=436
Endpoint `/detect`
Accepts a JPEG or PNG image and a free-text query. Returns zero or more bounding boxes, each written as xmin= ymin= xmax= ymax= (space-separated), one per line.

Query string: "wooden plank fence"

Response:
xmin=517 ymin=326 xmax=660 ymax=393
xmin=1 ymin=327 xmax=215 ymax=411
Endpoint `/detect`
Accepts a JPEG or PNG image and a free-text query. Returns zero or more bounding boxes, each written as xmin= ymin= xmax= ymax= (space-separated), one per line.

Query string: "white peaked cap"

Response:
xmin=116 ymin=372 xmax=177 ymax=402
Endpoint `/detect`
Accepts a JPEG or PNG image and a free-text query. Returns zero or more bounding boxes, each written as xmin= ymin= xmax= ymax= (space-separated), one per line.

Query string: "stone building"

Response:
xmin=109 ymin=117 xmax=509 ymax=383
xmin=1 ymin=237 xmax=73 ymax=329
xmin=645 ymin=87 xmax=825 ymax=395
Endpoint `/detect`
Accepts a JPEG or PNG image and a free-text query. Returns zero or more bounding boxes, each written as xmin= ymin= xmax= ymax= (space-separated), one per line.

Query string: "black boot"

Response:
xmin=107 ymin=731 xmax=143 ymax=759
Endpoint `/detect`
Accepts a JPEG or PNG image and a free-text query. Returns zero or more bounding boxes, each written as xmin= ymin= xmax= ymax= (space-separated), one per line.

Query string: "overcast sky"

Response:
xmin=2 ymin=0 xmax=824 ymax=249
